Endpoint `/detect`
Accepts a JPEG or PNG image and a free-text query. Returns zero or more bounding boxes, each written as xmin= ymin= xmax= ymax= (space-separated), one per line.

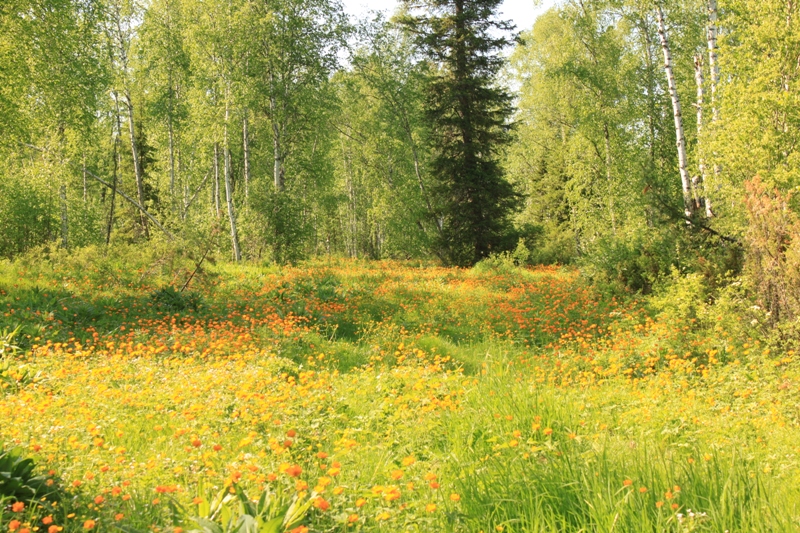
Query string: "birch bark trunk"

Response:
xmin=213 ymin=143 xmax=221 ymax=218
xmin=82 ymin=154 xmax=87 ymax=202
xmin=694 ymin=55 xmax=714 ymax=218
xmin=707 ymin=0 xmax=720 ymax=121
xmin=107 ymin=91 xmax=122 ymax=245
xmin=168 ymin=116 xmax=176 ymax=196
xmin=656 ymin=3 xmax=694 ymax=218
xmin=603 ymin=122 xmax=617 ymax=235
xmin=242 ymin=109 xmax=250 ymax=201
xmin=224 ymin=99 xmax=242 ymax=261
xmin=124 ymin=91 xmax=149 ymax=237
xmin=59 ymin=184 xmax=68 ymax=249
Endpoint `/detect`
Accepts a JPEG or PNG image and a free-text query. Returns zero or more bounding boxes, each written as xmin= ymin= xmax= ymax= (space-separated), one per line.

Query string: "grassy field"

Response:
xmin=1 ymin=248 xmax=799 ymax=532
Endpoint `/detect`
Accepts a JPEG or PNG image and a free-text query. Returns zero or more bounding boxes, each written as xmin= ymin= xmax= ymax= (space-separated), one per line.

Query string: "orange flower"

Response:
xmin=390 ymin=469 xmax=404 ymax=480
xmin=41 ymin=517 xmax=53 ymax=526
xmin=426 ymin=503 xmax=437 ymax=513
xmin=622 ymin=479 xmax=633 ymax=487
xmin=543 ymin=428 xmax=553 ymax=436
xmin=347 ymin=514 xmax=358 ymax=523
xmin=83 ymin=520 xmax=96 ymax=530
xmin=8 ymin=521 xmax=21 ymax=532
xmin=449 ymin=493 xmax=461 ymax=502
xmin=48 ymin=526 xmax=59 ymax=533
xmin=94 ymin=495 xmax=105 ymax=504
xmin=355 ymin=498 xmax=366 ymax=507
xmin=313 ymin=497 xmax=330 ymax=511
xmin=11 ymin=502 xmax=25 ymax=512
xmin=285 ymin=464 xmax=302 ymax=477
xmin=655 ymin=501 xmax=664 ymax=508
xmin=115 ymin=514 xmax=124 ymax=521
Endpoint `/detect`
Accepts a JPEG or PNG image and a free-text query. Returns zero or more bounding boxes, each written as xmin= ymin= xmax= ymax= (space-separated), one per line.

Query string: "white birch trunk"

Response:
xmin=213 ymin=143 xmax=221 ymax=217
xmin=168 ymin=116 xmax=176 ymax=196
xmin=59 ymin=183 xmax=68 ymax=249
xmin=242 ymin=110 xmax=250 ymax=201
xmin=603 ymin=122 xmax=617 ymax=235
xmin=694 ymin=55 xmax=714 ymax=218
xmin=224 ymin=99 xmax=242 ymax=261
xmin=656 ymin=4 xmax=694 ymax=218
xmin=270 ymin=95 xmax=284 ymax=192
xmin=124 ymin=91 xmax=150 ymax=237
xmin=707 ymin=0 xmax=720 ymax=122
xmin=82 ymin=154 xmax=87 ymax=202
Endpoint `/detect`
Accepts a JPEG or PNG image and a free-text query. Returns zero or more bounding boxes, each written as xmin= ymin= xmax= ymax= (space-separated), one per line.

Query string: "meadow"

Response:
xmin=1 ymin=247 xmax=799 ymax=532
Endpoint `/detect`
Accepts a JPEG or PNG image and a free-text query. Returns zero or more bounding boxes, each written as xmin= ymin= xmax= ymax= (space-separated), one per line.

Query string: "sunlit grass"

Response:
xmin=1 ymin=249 xmax=799 ymax=531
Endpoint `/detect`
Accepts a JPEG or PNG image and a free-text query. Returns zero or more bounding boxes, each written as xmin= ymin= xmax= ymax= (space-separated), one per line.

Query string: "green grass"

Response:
xmin=0 ymin=246 xmax=799 ymax=532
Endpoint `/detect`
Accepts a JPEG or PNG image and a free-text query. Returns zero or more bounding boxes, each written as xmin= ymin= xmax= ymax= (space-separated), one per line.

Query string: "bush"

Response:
xmin=150 ymin=286 xmax=203 ymax=312
xmin=744 ymin=176 xmax=800 ymax=324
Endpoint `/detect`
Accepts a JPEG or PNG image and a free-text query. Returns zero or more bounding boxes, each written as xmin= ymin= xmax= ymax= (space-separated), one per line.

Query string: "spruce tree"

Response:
xmin=400 ymin=0 xmax=521 ymax=266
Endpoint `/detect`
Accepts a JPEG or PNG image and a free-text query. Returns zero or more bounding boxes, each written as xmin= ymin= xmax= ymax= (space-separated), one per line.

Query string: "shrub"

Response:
xmin=150 ymin=286 xmax=203 ymax=312
xmin=744 ymin=176 xmax=800 ymax=323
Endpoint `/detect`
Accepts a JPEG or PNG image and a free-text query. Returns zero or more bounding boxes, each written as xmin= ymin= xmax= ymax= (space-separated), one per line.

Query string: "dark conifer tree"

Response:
xmin=399 ymin=0 xmax=521 ymax=266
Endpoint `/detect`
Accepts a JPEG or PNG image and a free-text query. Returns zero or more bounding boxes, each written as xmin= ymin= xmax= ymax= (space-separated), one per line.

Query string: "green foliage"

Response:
xmin=150 ymin=286 xmax=202 ymax=312
xmin=0 ymin=447 xmax=62 ymax=504
xmin=399 ymin=0 xmax=521 ymax=266
xmin=183 ymin=484 xmax=311 ymax=533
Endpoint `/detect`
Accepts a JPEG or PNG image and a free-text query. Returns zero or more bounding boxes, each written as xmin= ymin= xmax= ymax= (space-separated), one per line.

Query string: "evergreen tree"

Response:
xmin=399 ymin=0 xmax=521 ymax=266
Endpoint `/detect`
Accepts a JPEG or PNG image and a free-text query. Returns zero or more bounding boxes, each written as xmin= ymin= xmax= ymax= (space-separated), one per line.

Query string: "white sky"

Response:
xmin=343 ymin=0 xmax=558 ymax=33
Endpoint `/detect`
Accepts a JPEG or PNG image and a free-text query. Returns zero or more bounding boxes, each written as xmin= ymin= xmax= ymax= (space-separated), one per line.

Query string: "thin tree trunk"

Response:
xmin=213 ymin=143 xmax=221 ymax=217
xmin=640 ymin=19 xmax=657 ymax=165
xmin=59 ymin=184 xmax=68 ymax=249
xmin=107 ymin=92 xmax=122 ymax=245
xmin=270 ymin=97 xmax=284 ymax=192
xmin=224 ymin=99 xmax=242 ymax=261
xmin=706 ymin=0 xmax=720 ymax=217
xmin=107 ymin=129 xmax=119 ymax=245
xmin=656 ymin=3 xmax=694 ymax=218
xmin=23 ymin=143 xmax=175 ymax=240
xmin=168 ymin=115 xmax=176 ymax=196
xmin=603 ymin=122 xmax=617 ymax=234
xmin=124 ymin=91 xmax=150 ymax=237
xmin=82 ymin=154 xmax=88 ymax=202
xmin=694 ymin=55 xmax=713 ymax=218
xmin=243 ymin=109 xmax=251 ymax=201
xmin=707 ymin=0 xmax=720 ymax=122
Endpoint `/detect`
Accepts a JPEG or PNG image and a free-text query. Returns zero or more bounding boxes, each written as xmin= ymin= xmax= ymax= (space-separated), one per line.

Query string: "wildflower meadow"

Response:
xmin=1 ymin=249 xmax=799 ymax=532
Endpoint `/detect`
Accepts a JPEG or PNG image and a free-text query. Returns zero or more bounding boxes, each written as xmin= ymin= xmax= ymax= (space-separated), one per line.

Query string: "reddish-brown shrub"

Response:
xmin=744 ymin=176 xmax=800 ymax=323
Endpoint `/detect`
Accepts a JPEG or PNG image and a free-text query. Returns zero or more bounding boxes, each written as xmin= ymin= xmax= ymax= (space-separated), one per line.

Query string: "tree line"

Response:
xmin=2 ymin=0 xmax=800 ymax=310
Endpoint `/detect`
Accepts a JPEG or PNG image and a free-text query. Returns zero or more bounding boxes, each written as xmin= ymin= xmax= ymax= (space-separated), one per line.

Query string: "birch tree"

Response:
xmin=656 ymin=2 xmax=694 ymax=218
